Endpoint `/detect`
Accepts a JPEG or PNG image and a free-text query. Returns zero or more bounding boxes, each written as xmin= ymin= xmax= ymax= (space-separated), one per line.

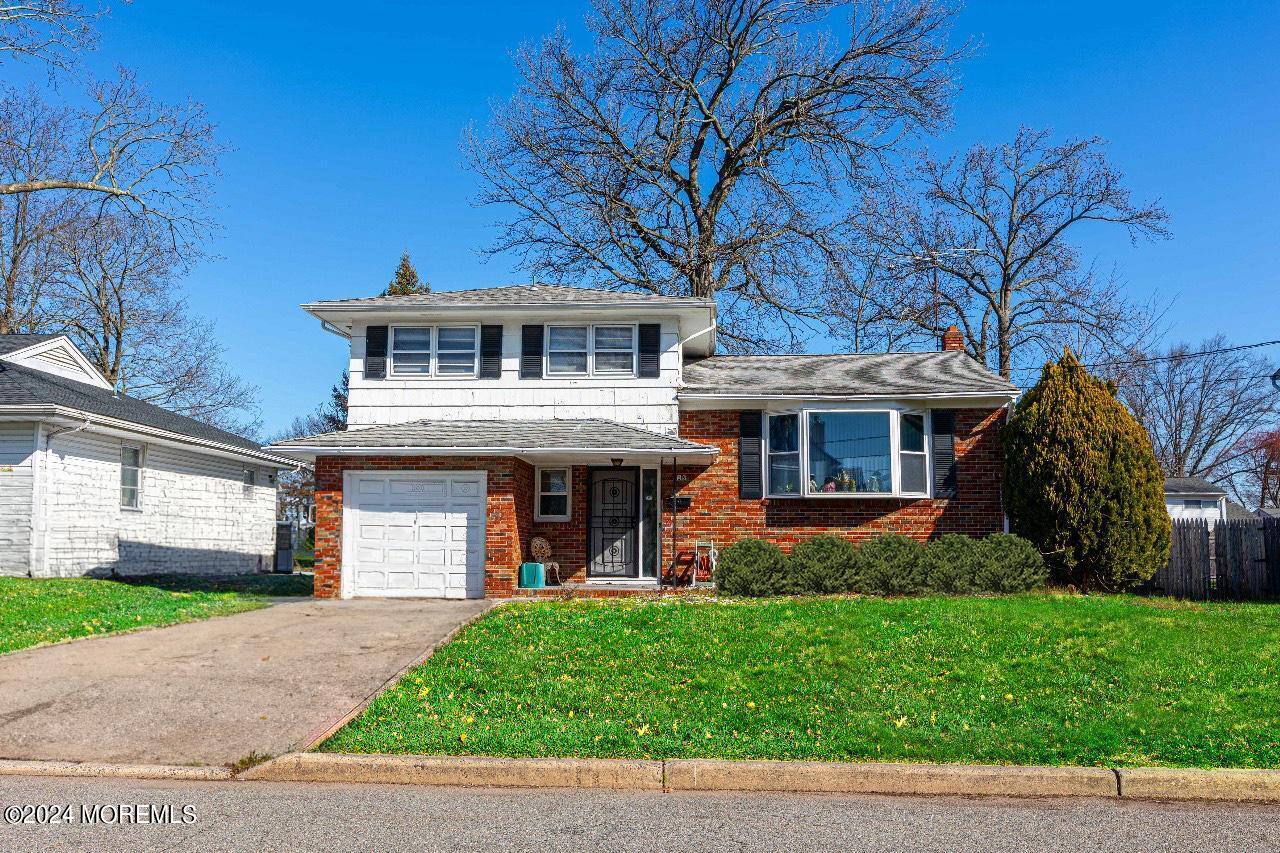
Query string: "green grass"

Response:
xmin=323 ymin=595 xmax=1280 ymax=768
xmin=0 ymin=573 xmax=312 ymax=655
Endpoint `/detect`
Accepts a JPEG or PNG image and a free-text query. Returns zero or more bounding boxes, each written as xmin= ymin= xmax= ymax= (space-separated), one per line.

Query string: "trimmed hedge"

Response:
xmin=715 ymin=533 xmax=1046 ymax=597
xmin=789 ymin=535 xmax=858 ymax=594
xmin=714 ymin=537 xmax=790 ymax=596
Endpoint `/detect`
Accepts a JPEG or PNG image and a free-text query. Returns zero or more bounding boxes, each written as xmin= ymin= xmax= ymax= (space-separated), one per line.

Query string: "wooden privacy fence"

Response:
xmin=1145 ymin=517 xmax=1280 ymax=601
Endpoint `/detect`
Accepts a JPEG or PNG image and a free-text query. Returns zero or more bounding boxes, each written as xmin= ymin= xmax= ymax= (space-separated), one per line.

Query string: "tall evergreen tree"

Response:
xmin=1003 ymin=350 xmax=1170 ymax=590
xmin=382 ymin=251 xmax=430 ymax=296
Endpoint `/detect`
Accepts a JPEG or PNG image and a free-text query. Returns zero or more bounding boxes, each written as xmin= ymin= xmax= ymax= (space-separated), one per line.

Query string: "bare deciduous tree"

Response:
xmin=1109 ymin=337 xmax=1279 ymax=496
xmin=863 ymin=127 xmax=1169 ymax=376
xmin=1226 ymin=428 xmax=1280 ymax=512
xmin=54 ymin=213 xmax=260 ymax=434
xmin=0 ymin=69 xmax=219 ymax=246
xmin=0 ymin=0 xmax=102 ymax=72
xmin=0 ymin=89 xmax=82 ymax=333
xmin=468 ymin=0 xmax=959 ymax=349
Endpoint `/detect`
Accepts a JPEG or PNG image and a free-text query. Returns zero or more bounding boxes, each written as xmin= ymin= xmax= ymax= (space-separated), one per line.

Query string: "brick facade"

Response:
xmin=662 ymin=407 xmax=1007 ymax=582
xmin=310 ymin=406 xmax=1006 ymax=598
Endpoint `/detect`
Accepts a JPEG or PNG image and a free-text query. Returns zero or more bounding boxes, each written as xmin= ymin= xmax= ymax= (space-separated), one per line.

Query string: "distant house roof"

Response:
xmin=1163 ymin=476 xmax=1226 ymax=497
xmin=0 ymin=359 xmax=291 ymax=466
xmin=0 ymin=333 xmax=57 ymax=357
xmin=680 ymin=351 xmax=1018 ymax=398
xmin=1225 ymin=500 xmax=1257 ymax=520
xmin=305 ymin=283 xmax=716 ymax=310
xmin=1258 ymin=506 xmax=1280 ymax=520
xmin=268 ymin=418 xmax=716 ymax=458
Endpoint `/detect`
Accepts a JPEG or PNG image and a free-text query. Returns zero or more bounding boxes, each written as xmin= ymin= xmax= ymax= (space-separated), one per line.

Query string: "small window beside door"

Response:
xmin=535 ymin=467 xmax=571 ymax=521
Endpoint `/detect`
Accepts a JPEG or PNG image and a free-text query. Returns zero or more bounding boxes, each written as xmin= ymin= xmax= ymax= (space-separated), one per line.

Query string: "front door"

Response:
xmin=588 ymin=468 xmax=639 ymax=578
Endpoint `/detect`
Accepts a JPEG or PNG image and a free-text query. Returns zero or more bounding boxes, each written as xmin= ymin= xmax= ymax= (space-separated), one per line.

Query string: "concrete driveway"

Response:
xmin=0 ymin=598 xmax=493 ymax=766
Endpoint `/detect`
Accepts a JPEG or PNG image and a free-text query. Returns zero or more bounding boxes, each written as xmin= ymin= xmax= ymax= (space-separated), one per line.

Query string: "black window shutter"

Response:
xmin=738 ymin=410 xmax=764 ymax=500
xmin=479 ymin=325 xmax=503 ymax=378
xmin=931 ymin=409 xmax=957 ymax=498
xmin=638 ymin=323 xmax=661 ymax=378
xmin=519 ymin=325 xmax=544 ymax=378
xmin=364 ymin=325 xmax=388 ymax=380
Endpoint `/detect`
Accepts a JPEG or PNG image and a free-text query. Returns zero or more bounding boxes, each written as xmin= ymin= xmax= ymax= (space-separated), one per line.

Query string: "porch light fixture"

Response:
xmin=611 ymin=457 xmax=624 ymax=467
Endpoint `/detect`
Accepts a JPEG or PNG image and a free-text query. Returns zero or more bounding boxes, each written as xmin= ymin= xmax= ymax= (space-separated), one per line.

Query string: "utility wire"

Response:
xmin=1010 ymin=338 xmax=1280 ymax=374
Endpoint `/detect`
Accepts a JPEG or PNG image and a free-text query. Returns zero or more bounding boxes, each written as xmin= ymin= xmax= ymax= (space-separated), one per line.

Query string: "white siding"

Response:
xmin=1166 ymin=497 xmax=1226 ymax=526
xmin=345 ymin=316 xmax=683 ymax=434
xmin=37 ymin=430 xmax=277 ymax=578
xmin=0 ymin=423 xmax=35 ymax=576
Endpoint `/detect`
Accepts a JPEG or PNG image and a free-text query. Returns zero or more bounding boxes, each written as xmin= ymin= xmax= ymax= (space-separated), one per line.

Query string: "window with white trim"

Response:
xmin=545 ymin=324 xmax=637 ymax=377
xmin=389 ymin=326 xmax=478 ymax=377
xmin=766 ymin=413 xmax=801 ymax=495
xmin=546 ymin=326 xmax=589 ymax=375
xmin=243 ymin=468 xmax=256 ymax=498
xmin=592 ymin=325 xmax=636 ymax=374
xmin=536 ymin=467 xmax=571 ymax=520
xmin=121 ymin=444 xmax=143 ymax=509
xmin=766 ymin=409 xmax=931 ymax=498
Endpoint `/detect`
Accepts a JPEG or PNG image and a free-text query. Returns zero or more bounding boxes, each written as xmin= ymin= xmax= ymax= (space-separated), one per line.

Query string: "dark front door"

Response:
xmin=588 ymin=468 xmax=639 ymax=578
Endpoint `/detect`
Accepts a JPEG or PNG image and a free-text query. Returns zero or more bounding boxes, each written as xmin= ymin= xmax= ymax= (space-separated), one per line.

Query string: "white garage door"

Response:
xmin=345 ymin=471 xmax=486 ymax=598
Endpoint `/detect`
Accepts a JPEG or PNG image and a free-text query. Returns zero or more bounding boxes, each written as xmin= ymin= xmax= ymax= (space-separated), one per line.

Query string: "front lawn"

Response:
xmin=0 ymin=573 xmax=312 ymax=655
xmin=324 ymin=595 xmax=1280 ymax=768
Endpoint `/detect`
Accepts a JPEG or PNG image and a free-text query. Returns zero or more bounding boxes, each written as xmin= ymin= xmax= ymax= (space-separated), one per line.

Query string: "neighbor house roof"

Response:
xmin=0 ymin=360 xmax=292 ymax=466
xmin=680 ymin=351 xmax=1019 ymax=398
xmin=268 ymin=418 xmax=717 ymax=457
xmin=1163 ymin=476 xmax=1227 ymax=497
xmin=1225 ymin=500 xmax=1257 ymax=521
xmin=0 ymin=333 xmax=58 ymax=357
xmin=305 ymin=283 xmax=716 ymax=310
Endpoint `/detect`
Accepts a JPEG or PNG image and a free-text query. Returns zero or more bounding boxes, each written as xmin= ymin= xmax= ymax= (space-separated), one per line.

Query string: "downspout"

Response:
xmin=33 ymin=418 xmax=92 ymax=578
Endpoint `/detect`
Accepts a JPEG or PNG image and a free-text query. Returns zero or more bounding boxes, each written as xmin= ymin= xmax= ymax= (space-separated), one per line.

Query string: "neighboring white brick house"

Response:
xmin=0 ymin=334 xmax=294 ymax=578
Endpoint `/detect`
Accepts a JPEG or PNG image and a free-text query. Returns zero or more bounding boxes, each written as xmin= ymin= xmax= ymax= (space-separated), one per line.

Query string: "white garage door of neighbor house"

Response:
xmin=346 ymin=472 xmax=486 ymax=598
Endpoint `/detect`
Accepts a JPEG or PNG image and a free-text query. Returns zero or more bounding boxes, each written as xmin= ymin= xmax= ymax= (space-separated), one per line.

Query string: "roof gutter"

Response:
xmin=0 ymin=404 xmax=298 ymax=468
xmin=677 ymin=390 xmax=1020 ymax=401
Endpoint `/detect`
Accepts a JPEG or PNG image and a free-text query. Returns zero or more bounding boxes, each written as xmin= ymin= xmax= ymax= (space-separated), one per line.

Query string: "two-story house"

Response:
xmin=267 ymin=284 xmax=1019 ymax=599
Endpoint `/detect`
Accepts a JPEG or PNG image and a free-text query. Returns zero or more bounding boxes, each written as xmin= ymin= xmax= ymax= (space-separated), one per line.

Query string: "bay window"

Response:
xmin=766 ymin=409 xmax=931 ymax=498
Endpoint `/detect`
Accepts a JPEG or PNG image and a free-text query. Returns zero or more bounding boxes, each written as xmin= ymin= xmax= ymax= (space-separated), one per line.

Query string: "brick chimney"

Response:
xmin=941 ymin=325 xmax=964 ymax=352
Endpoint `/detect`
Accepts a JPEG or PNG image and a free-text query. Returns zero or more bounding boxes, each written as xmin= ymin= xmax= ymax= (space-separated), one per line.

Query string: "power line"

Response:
xmin=1010 ymin=338 xmax=1280 ymax=374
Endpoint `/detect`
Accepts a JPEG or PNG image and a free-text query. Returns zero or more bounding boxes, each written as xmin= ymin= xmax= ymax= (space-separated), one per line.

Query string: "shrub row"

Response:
xmin=714 ymin=533 xmax=1047 ymax=597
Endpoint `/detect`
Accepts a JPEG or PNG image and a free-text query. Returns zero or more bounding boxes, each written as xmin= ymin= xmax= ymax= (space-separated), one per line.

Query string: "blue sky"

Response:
xmin=62 ymin=1 xmax=1280 ymax=434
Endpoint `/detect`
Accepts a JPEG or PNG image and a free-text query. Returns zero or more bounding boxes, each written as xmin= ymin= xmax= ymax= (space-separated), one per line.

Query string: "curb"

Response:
xmin=0 ymin=759 xmax=232 ymax=782
xmin=663 ymin=758 xmax=1116 ymax=798
xmin=238 ymin=753 xmax=663 ymax=790
xmin=294 ymin=601 xmax=503 ymax=752
xmin=1116 ymin=767 xmax=1280 ymax=802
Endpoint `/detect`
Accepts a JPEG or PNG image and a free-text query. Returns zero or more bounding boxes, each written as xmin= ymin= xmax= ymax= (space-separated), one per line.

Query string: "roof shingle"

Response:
xmin=0 ymin=360 xmax=282 ymax=460
xmin=269 ymin=418 xmax=716 ymax=454
xmin=1163 ymin=476 xmax=1226 ymax=497
xmin=308 ymin=283 xmax=715 ymax=309
xmin=681 ymin=351 xmax=1018 ymax=397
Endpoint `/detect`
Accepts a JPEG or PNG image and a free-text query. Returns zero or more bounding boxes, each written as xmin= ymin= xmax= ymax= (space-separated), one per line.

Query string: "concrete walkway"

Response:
xmin=0 ymin=598 xmax=492 ymax=766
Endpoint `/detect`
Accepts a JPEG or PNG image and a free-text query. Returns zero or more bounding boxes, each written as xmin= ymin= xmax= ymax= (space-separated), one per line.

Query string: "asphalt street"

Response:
xmin=1 ymin=776 xmax=1279 ymax=852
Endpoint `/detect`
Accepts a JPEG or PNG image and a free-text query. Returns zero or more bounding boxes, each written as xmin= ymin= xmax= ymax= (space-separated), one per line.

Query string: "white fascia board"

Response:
xmin=0 ymin=405 xmax=300 ymax=469
xmin=0 ymin=336 xmax=114 ymax=390
xmin=678 ymin=391 xmax=1020 ymax=405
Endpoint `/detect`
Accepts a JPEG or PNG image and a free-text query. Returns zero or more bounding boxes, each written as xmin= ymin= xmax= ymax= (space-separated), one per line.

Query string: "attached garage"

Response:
xmin=342 ymin=471 xmax=486 ymax=598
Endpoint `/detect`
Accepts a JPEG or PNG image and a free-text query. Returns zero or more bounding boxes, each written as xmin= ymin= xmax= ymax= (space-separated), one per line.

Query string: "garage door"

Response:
xmin=345 ymin=471 xmax=486 ymax=598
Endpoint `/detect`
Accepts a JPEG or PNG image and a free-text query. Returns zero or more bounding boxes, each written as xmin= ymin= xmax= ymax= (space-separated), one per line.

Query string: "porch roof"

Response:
xmin=265 ymin=418 xmax=718 ymax=461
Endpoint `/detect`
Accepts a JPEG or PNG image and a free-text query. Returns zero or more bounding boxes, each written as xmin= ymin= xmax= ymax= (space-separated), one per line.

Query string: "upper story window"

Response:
xmin=390 ymin=326 xmax=478 ymax=377
xmin=121 ymin=444 xmax=143 ymax=509
xmin=766 ymin=409 xmax=931 ymax=498
xmin=242 ymin=468 xmax=256 ymax=498
xmin=545 ymin=324 xmax=636 ymax=377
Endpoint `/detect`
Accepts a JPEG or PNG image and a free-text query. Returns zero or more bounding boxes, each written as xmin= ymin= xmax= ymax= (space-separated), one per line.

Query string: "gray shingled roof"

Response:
xmin=0 ymin=360 xmax=287 ymax=462
xmin=681 ymin=351 xmax=1018 ymax=397
xmin=0 ymin=333 xmax=57 ymax=356
xmin=269 ymin=418 xmax=716 ymax=454
xmin=1164 ymin=476 xmax=1227 ymax=497
xmin=308 ymin=283 xmax=715 ymax=309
